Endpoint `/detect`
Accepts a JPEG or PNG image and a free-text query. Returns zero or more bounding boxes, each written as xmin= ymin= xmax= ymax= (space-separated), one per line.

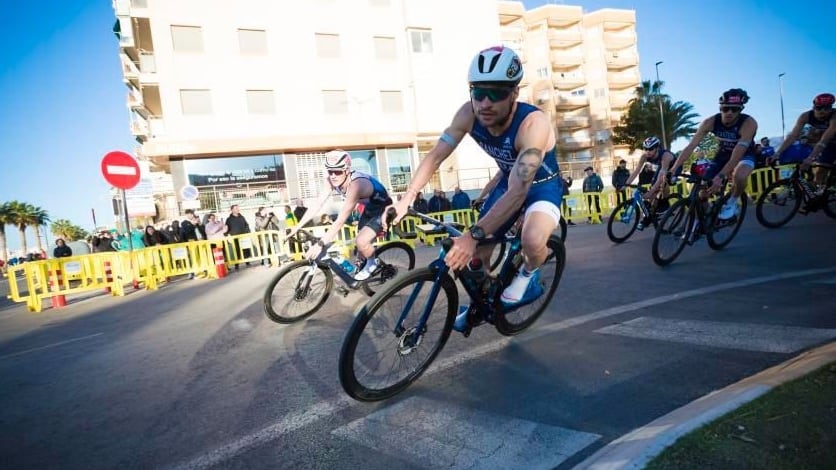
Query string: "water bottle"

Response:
xmin=335 ymin=255 xmax=355 ymax=274
xmin=463 ymin=257 xmax=487 ymax=293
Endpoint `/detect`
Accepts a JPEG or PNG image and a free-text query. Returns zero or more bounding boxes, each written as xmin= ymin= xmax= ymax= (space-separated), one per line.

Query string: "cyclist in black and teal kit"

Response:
xmin=290 ymin=150 xmax=392 ymax=281
xmin=672 ymin=88 xmax=758 ymax=220
xmin=619 ymin=136 xmax=677 ymax=228
xmin=773 ymin=93 xmax=836 ymax=194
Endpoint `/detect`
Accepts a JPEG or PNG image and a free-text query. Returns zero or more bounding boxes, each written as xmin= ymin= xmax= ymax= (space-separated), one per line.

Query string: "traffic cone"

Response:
xmin=214 ymin=246 xmax=227 ymax=278
xmin=49 ymin=269 xmax=67 ymax=308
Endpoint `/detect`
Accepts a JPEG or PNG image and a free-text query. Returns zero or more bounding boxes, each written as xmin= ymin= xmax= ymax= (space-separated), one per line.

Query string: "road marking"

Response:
xmin=595 ymin=317 xmax=836 ymax=353
xmin=0 ymin=333 xmax=104 ymax=360
xmin=332 ymin=396 xmax=600 ymax=470
xmin=172 ymin=266 xmax=836 ymax=469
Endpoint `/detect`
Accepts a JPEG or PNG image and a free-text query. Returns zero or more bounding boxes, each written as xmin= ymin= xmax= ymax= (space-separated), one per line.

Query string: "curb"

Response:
xmin=573 ymin=341 xmax=836 ymax=470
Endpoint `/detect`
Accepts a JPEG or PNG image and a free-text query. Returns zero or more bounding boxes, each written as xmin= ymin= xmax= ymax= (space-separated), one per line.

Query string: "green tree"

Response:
xmin=0 ymin=202 xmax=11 ymax=262
xmin=613 ymin=80 xmax=700 ymax=150
xmin=6 ymin=201 xmax=33 ymax=256
xmin=51 ymin=219 xmax=89 ymax=241
xmin=28 ymin=206 xmax=50 ymax=253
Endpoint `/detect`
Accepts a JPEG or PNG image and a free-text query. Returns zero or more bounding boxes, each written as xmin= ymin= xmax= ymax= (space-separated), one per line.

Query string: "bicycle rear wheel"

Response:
xmin=755 ymin=179 xmax=801 ymax=228
xmin=607 ymin=200 xmax=639 ymax=243
xmin=823 ymin=188 xmax=836 ymax=219
xmin=652 ymin=198 xmax=692 ymax=266
xmin=361 ymin=241 xmax=416 ymax=296
xmin=263 ymin=261 xmax=332 ymax=323
xmin=707 ymin=192 xmax=748 ymax=250
xmin=494 ymin=235 xmax=566 ymax=336
xmin=559 ymin=216 xmax=568 ymax=242
xmin=339 ymin=268 xmax=457 ymax=402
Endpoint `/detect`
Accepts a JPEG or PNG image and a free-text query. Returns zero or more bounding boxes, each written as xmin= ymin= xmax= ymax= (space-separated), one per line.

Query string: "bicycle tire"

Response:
xmin=652 ymin=198 xmax=692 ymax=266
xmin=339 ymin=268 xmax=458 ymax=402
xmin=755 ymin=179 xmax=801 ymax=228
xmin=823 ymin=189 xmax=836 ymax=219
xmin=607 ymin=199 xmax=639 ymax=243
xmin=489 ymin=239 xmax=507 ymax=272
xmin=494 ymin=235 xmax=566 ymax=336
xmin=707 ymin=192 xmax=747 ymax=250
xmin=559 ymin=216 xmax=568 ymax=242
xmin=361 ymin=241 xmax=416 ymax=296
xmin=651 ymin=194 xmax=682 ymax=229
xmin=263 ymin=261 xmax=332 ymax=323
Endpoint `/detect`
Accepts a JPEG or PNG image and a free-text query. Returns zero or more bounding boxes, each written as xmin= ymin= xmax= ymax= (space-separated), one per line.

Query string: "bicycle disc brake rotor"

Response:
xmin=397 ymin=326 xmax=425 ymax=355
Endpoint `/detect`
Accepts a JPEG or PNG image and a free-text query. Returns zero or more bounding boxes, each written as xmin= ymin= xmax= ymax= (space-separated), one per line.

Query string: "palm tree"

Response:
xmin=27 ymin=206 xmax=50 ymax=253
xmin=0 ymin=202 xmax=12 ymax=262
xmin=6 ymin=201 xmax=34 ymax=256
xmin=612 ymin=80 xmax=700 ymax=150
xmin=52 ymin=219 xmax=77 ymax=240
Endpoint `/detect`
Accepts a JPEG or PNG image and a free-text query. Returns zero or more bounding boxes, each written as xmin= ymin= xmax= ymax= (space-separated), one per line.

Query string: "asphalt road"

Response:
xmin=0 ymin=212 xmax=834 ymax=469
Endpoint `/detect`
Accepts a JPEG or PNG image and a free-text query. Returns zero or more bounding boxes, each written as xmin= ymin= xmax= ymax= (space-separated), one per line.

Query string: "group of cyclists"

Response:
xmin=287 ymin=45 xmax=835 ymax=333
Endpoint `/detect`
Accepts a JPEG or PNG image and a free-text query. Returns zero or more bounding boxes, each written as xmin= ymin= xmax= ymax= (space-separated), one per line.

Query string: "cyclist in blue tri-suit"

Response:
xmin=385 ymin=46 xmax=563 ymax=331
xmin=290 ymin=150 xmax=393 ymax=281
xmin=773 ymin=93 xmax=836 ymax=194
xmin=672 ymin=88 xmax=758 ymax=220
xmin=618 ymin=136 xmax=677 ymax=229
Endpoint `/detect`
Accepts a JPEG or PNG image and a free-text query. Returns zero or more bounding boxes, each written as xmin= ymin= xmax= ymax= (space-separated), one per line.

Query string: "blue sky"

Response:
xmin=1 ymin=0 xmax=834 ymax=253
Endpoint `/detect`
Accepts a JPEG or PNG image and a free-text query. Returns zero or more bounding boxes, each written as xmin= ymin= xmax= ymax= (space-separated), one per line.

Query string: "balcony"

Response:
xmin=138 ymin=52 xmax=157 ymax=83
xmin=607 ymin=71 xmax=640 ymax=89
xmin=552 ymin=73 xmax=586 ymax=90
xmin=551 ymin=51 xmax=584 ymax=70
xmin=120 ymin=53 xmax=139 ymax=81
xmin=548 ymin=29 xmax=582 ymax=49
xmin=604 ymin=30 xmax=636 ymax=49
xmin=609 ymin=93 xmax=634 ymax=109
xmin=605 ymin=54 xmax=638 ymax=70
xmin=131 ymin=117 xmax=149 ymax=139
xmin=555 ymin=95 xmax=589 ymax=110
xmin=498 ymin=1 xmax=525 ymax=25
xmin=560 ymin=137 xmax=593 ymax=150
xmin=557 ymin=116 xmax=590 ymax=129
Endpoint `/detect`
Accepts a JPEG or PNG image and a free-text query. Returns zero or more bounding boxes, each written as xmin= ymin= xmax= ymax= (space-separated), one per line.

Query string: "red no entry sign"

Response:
xmin=101 ymin=151 xmax=141 ymax=190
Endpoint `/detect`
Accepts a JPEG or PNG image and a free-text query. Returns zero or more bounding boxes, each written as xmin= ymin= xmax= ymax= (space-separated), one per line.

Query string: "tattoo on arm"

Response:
xmin=514 ymin=148 xmax=543 ymax=184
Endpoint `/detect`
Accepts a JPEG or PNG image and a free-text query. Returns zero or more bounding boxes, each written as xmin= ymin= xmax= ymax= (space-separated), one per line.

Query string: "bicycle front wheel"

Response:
xmin=494 ymin=235 xmax=566 ymax=336
xmin=607 ymin=200 xmax=639 ymax=243
xmin=339 ymin=268 xmax=458 ymax=402
xmin=652 ymin=198 xmax=692 ymax=266
xmin=707 ymin=192 xmax=747 ymax=250
xmin=823 ymin=188 xmax=836 ymax=219
xmin=361 ymin=241 xmax=416 ymax=296
xmin=263 ymin=261 xmax=332 ymax=323
xmin=755 ymin=179 xmax=801 ymax=228
xmin=559 ymin=216 xmax=568 ymax=242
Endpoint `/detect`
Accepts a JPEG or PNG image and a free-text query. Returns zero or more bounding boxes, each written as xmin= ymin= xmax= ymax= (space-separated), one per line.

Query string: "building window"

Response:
xmin=409 ymin=29 xmax=433 ymax=54
xmin=537 ymin=67 xmax=549 ymax=78
xmin=246 ymin=90 xmax=275 ymax=115
xmin=238 ymin=29 xmax=267 ymax=55
xmin=322 ymin=90 xmax=348 ymax=113
xmin=594 ymin=88 xmax=606 ymax=98
xmin=380 ymin=90 xmax=403 ymax=113
xmin=180 ymin=89 xmax=212 ymax=115
xmin=373 ymin=36 xmax=397 ymax=60
xmin=315 ymin=33 xmax=341 ymax=58
xmin=348 ymin=150 xmax=379 ymax=177
xmin=171 ymin=25 xmax=204 ymax=53
xmin=387 ymin=148 xmax=413 ymax=193
xmin=570 ymin=88 xmax=586 ymax=97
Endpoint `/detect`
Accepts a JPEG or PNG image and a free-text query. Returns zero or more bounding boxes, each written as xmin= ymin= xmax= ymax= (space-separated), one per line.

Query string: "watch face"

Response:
xmin=470 ymin=226 xmax=486 ymax=240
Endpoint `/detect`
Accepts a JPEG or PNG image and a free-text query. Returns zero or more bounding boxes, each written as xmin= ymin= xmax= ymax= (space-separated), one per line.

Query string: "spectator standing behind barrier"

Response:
xmin=427 ymin=190 xmax=442 ymax=213
xmin=225 ymin=204 xmax=251 ymax=271
xmin=293 ymin=199 xmax=311 ymax=228
xmin=319 ymin=214 xmax=334 ymax=225
xmin=611 ymin=159 xmax=630 ymax=205
xmin=253 ymin=207 xmax=273 ymax=267
xmin=760 ymin=137 xmax=775 ymax=160
xmin=582 ymin=166 xmax=603 ymax=222
xmin=439 ymin=191 xmax=452 ymax=212
xmin=142 ymin=226 xmax=168 ymax=246
xmin=53 ymin=238 xmax=72 ymax=258
xmin=204 ymin=213 xmax=228 ymax=242
xmin=413 ymin=192 xmax=429 ymax=213
xmin=451 ymin=186 xmax=471 ymax=210
xmin=562 ymin=175 xmax=575 ymax=225
xmin=180 ymin=209 xmax=205 ymax=241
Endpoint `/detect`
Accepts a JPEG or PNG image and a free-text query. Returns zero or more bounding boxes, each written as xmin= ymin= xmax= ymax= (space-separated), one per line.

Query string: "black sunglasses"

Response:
xmin=720 ymin=106 xmax=742 ymax=113
xmin=814 ymin=105 xmax=832 ymax=112
xmin=327 ymin=170 xmax=345 ymax=175
xmin=470 ymin=86 xmax=514 ymax=103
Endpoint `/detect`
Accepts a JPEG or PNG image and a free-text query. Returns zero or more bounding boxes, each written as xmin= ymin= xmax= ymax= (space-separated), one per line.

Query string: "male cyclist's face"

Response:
xmin=328 ymin=169 xmax=347 ymax=187
xmin=471 ymin=85 xmax=517 ymax=129
xmin=813 ymin=105 xmax=833 ymax=120
xmin=720 ymin=105 xmax=743 ymax=125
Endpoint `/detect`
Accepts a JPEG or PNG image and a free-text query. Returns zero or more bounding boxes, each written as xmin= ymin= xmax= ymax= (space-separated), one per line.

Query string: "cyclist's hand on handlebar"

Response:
xmin=382 ymin=201 xmax=409 ymax=231
xmin=304 ymin=242 xmax=323 ymax=261
xmin=445 ymin=233 xmax=478 ymax=271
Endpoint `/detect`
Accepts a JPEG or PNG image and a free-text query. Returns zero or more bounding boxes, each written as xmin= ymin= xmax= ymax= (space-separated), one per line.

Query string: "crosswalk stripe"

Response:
xmin=332 ymin=396 xmax=600 ymax=470
xmin=595 ymin=317 xmax=836 ymax=353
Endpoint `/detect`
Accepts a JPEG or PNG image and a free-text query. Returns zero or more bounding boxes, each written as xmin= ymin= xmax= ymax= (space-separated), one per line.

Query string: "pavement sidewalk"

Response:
xmin=573 ymin=341 xmax=836 ymax=470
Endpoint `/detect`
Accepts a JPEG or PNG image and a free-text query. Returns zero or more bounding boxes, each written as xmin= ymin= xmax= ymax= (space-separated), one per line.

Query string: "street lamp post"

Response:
xmin=655 ymin=61 xmax=667 ymax=149
xmin=778 ymin=72 xmax=786 ymax=137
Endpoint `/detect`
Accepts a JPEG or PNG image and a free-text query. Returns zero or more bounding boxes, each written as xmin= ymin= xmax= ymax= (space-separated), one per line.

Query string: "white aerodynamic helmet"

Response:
xmin=324 ymin=150 xmax=351 ymax=170
xmin=467 ymin=46 xmax=523 ymax=86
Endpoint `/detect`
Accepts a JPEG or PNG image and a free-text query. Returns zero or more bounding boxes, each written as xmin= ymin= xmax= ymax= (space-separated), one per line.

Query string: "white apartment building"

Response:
xmin=113 ymin=0 xmax=640 ymax=218
xmin=498 ymin=2 xmax=641 ymax=178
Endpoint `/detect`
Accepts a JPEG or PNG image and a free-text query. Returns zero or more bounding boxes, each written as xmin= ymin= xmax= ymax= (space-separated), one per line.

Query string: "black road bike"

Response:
xmin=755 ymin=163 xmax=836 ymax=228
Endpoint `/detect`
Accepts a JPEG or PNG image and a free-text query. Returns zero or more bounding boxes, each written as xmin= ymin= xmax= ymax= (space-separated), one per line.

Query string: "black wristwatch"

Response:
xmin=468 ymin=225 xmax=486 ymax=241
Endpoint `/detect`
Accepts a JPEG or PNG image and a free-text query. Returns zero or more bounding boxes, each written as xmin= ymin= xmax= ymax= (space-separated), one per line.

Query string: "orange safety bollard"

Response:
xmin=213 ymin=246 xmax=227 ymax=278
xmin=103 ymin=260 xmax=113 ymax=293
xmin=49 ymin=269 xmax=67 ymax=308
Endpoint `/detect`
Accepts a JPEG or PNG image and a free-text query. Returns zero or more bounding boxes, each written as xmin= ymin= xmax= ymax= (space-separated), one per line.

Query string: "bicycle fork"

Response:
xmin=393 ymin=262 xmax=448 ymax=353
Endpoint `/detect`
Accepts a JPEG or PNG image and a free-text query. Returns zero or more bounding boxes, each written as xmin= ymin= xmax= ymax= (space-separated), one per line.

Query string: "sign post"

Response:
xmin=101 ymin=151 xmax=141 ymax=252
